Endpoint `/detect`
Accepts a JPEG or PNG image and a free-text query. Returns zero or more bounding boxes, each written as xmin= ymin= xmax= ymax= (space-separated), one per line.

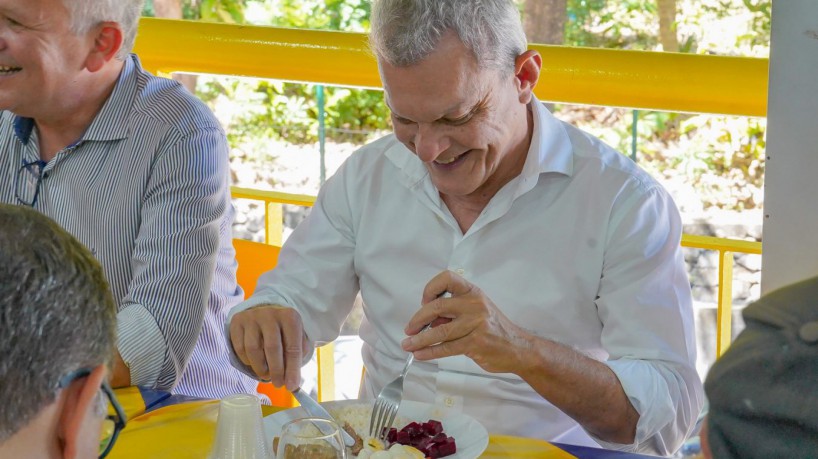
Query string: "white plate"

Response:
xmin=263 ymin=399 xmax=488 ymax=459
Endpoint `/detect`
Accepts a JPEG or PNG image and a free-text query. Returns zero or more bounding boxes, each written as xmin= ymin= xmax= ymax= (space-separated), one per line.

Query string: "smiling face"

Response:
xmin=380 ymin=32 xmax=538 ymax=207
xmin=0 ymin=0 xmax=97 ymax=118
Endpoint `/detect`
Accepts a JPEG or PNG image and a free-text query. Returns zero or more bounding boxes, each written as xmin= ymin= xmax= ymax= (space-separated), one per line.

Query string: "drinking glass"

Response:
xmin=275 ymin=417 xmax=346 ymax=459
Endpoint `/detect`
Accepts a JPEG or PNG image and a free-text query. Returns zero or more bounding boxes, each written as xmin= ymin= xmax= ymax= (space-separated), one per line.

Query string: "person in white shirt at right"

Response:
xmin=227 ymin=0 xmax=703 ymax=455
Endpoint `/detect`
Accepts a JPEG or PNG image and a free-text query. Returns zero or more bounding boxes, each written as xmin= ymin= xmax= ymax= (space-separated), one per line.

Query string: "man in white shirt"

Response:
xmin=227 ymin=0 xmax=703 ymax=455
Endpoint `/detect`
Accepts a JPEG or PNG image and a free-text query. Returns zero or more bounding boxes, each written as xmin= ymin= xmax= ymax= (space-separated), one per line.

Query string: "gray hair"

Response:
xmin=64 ymin=0 xmax=146 ymax=59
xmin=370 ymin=0 xmax=528 ymax=71
xmin=0 ymin=205 xmax=117 ymax=443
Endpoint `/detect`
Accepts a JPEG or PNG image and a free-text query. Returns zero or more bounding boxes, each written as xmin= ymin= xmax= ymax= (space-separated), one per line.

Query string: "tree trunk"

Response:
xmin=522 ymin=0 xmax=566 ymax=111
xmin=152 ymin=0 xmax=198 ymax=94
xmin=153 ymin=0 xmax=182 ymax=17
xmin=523 ymin=0 xmax=567 ymax=45
xmin=658 ymin=0 xmax=679 ymax=52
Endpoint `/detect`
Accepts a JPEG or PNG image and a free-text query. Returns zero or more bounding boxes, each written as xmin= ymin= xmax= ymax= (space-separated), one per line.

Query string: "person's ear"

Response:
xmin=513 ymin=50 xmax=542 ymax=104
xmin=58 ymin=365 xmax=107 ymax=459
xmin=85 ymin=22 xmax=124 ymax=73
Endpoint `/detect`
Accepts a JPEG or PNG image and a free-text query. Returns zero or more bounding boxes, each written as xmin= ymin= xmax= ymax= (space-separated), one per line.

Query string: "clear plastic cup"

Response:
xmin=209 ymin=393 xmax=272 ymax=459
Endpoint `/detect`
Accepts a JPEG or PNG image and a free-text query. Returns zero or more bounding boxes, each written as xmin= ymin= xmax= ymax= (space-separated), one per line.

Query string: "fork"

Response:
xmin=369 ymin=323 xmax=432 ymax=440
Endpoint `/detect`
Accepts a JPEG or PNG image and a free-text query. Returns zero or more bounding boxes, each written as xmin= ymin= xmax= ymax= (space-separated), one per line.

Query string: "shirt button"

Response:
xmin=444 ymin=396 xmax=454 ymax=407
xmin=454 ymin=268 xmax=465 ymax=276
xmin=798 ymin=321 xmax=818 ymax=344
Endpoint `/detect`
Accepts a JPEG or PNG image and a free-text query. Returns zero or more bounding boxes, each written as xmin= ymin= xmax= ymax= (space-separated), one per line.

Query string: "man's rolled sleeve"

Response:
xmin=593 ymin=184 xmax=704 ymax=454
xmin=597 ymin=359 xmax=700 ymax=455
xmin=121 ymin=128 xmax=228 ymax=390
xmin=117 ymin=303 xmax=167 ymax=387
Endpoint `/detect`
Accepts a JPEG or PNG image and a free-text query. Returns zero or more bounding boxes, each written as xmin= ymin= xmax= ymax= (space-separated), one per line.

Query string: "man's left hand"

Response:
xmin=401 ymin=270 xmax=532 ymax=374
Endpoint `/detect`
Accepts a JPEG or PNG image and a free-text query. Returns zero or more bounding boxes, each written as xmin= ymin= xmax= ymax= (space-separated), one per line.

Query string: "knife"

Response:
xmin=292 ymin=387 xmax=356 ymax=447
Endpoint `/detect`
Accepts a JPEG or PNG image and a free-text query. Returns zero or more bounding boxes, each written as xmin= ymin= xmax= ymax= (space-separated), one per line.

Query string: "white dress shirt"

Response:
xmin=229 ymin=99 xmax=703 ymax=455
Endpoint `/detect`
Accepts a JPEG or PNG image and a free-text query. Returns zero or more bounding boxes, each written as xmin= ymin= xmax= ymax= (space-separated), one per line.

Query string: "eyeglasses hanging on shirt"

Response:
xmin=15 ymin=159 xmax=48 ymax=207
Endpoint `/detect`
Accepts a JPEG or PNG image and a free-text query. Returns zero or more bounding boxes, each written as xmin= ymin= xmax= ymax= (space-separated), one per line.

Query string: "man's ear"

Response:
xmin=58 ymin=365 xmax=107 ymax=459
xmin=513 ymin=50 xmax=542 ymax=104
xmin=85 ymin=22 xmax=124 ymax=73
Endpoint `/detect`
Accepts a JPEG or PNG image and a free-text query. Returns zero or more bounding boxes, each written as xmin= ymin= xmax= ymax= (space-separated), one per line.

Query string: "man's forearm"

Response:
xmin=515 ymin=335 xmax=639 ymax=444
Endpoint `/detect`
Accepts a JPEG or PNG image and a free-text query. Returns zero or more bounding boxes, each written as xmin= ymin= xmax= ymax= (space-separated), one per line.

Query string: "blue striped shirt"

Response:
xmin=0 ymin=54 xmax=258 ymax=399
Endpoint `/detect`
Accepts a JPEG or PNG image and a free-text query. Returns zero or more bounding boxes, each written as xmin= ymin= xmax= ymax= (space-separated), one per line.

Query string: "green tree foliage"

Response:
xmin=198 ymin=0 xmax=390 ymax=147
xmin=269 ymin=0 xmax=370 ymax=31
xmin=564 ymin=0 xmax=658 ymax=49
xmin=143 ymin=0 xmax=246 ymax=22
xmin=551 ymin=0 xmax=771 ymax=211
xmin=198 ymin=0 xmax=246 ymax=22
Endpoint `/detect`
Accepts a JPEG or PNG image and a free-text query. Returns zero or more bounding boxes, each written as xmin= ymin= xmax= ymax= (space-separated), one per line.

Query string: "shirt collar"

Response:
xmin=81 ymin=54 xmax=139 ymax=142
xmin=11 ymin=54 xmax=140 ymax=146
xmin=518 ymin=95 xmax=574 ymax=180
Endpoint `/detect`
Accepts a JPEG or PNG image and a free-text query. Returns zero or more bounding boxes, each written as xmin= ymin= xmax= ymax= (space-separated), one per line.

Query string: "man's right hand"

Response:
xmin=229 ymin=305 xmax=309 ymax=391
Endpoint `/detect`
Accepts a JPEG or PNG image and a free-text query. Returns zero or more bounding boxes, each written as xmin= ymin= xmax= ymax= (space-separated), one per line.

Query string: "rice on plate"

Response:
xmin=328 ymin=402 xmax=411 ymax=442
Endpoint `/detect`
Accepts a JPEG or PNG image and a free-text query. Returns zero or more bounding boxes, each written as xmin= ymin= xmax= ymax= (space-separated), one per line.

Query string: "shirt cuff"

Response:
xmin=224 ymin=296 xmax=316 ymax=380
xmin=593 ymin=359 xmax=677 ymax=453
xmin=117 ymin=303 xmax=167 ymax=388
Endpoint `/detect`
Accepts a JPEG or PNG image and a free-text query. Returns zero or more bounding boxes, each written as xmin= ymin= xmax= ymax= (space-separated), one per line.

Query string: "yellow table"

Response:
xmin=113 ymin=386 xmax=148 ymax=421
xmin=108 ymin=389 xmax=575 ymax=458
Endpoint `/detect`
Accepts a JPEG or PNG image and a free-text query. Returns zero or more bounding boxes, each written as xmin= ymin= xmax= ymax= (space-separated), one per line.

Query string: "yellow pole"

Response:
xmin=316 ymin=344 xmax=336 ymax=402
xmin=265 ymin=202 xmax=283 ymax=247
xmin=716 ymin=251 xmax=735 ymax=357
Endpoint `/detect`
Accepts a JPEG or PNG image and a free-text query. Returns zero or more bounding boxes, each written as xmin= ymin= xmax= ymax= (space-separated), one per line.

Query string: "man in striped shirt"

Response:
xmin=0 ymin=0 xmax=258 ymax=399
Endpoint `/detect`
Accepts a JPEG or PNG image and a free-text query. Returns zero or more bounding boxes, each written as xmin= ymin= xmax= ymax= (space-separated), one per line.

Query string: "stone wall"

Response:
xmin=683 ymin=209 xmax=763 ymax=305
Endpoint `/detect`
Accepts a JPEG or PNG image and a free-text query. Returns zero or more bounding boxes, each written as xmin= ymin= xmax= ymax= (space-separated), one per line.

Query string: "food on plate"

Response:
xmin=275 ymin=402 xmax=459 ymax=458
xmin=330 ymin=404 xmax=458 ymax=457
xmin=377 ymin=420 xmax=457 ymax=458
xmin=357 ymin=442 xmax=425 ymax=459
xmin=342 ymin=422 xmax=364 ymax=455
xmin=278 ymin=443 xmax=338 ymax=459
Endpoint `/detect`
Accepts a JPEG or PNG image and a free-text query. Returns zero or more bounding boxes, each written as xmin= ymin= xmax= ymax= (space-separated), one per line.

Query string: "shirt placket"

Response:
xmin=431 ymin=229 xmax=478 ymax=414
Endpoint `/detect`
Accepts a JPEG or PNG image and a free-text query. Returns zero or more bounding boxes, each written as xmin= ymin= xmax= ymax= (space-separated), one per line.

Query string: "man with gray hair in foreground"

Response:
xmin=228 ymin=0 xmax=703 ymax=454
xmin=0 ymin=204 xmax=124 ymax=459
xmin=0 ymin=0 xmax=256 ymax=399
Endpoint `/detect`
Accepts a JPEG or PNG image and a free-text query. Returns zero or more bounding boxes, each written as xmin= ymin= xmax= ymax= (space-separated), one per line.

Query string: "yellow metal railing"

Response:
xmin=132 ymin=18 xmax=766 ymax=394
xmin=680 ymin=235 xmax=762 ymax=356
xmin=134 ymin=18 xmax=769 ymax=117
xmin=232 ymin=187 xmax=315 ymax=246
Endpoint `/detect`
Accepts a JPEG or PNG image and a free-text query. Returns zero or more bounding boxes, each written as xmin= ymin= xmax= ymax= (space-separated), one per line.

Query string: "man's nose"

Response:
xmin=413 ymin=124 xmax=450 ymax=162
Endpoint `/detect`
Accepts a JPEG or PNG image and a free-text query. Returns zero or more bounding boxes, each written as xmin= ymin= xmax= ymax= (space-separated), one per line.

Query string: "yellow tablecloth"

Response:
xmin=113 ymin=386 xmax=147 ymax=421
xmin=106 ymin=397 xmax=576 ymax=458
